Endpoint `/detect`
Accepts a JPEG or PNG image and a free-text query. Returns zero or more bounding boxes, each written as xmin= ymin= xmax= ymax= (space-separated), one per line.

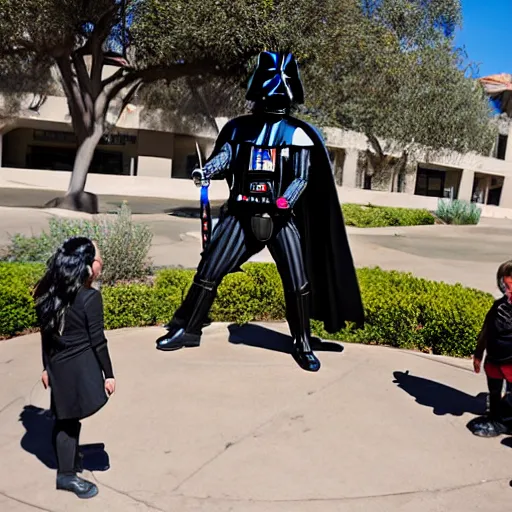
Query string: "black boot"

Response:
xmin=286 ymin=287 xmax=320 ymax=372
xmin=157 ymin=279 xmax=217 ymax=351
xmin=74 ymin=422 xmax=83 ymax=473
xmin=74 ymin=450 xmax=83 ymax=473
xmin=56 ymin=474 xmax=98 ymax=499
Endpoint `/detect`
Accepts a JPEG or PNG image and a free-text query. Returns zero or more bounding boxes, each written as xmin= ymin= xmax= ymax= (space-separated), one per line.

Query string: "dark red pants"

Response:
xmin=484 ymin=361 xmax=512 ymax=382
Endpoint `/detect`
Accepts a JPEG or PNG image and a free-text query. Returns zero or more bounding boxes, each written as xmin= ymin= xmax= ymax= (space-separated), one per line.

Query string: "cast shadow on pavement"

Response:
xmin=18 ymin=405 xmax=110 ymax=472
xmin=393 ymin=370 xmax=487 ymax=417
xmin=228 ymin=323 xmax=344 ymax=354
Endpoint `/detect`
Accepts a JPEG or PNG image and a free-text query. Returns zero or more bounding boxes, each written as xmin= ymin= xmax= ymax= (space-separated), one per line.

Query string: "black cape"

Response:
xmin=293 ymin=119 xmax=364 ymax=333
xmin=208 ymin=114 xmax=364 ymax=333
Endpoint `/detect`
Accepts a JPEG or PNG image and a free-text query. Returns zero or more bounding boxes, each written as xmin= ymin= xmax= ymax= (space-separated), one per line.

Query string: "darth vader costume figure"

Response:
xmin=156 ymin=51 xmax=364 ymax=372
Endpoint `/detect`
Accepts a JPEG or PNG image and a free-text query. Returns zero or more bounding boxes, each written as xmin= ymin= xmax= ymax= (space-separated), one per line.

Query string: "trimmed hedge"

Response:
xmin=0 ymin=262 xmax=492 ymax=358
xmin=342 ymin=203 xmax=435 ymax=228
xmin=0 ymin=262 xmax=44 ymax=337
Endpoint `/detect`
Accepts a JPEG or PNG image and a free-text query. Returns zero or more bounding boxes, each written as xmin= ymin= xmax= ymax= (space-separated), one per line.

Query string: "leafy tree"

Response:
xmin=0 ymin=54 xmax=54 ymax=132
xmin=0 ymin=0 xmax=354 ymax=211
xmin=306 ymin=0 xmax=496 ymax=191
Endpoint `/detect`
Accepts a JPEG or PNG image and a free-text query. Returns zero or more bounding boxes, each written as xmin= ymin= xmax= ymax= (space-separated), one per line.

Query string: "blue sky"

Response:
xmin=455 ymin=0 xmax=512 ymax=77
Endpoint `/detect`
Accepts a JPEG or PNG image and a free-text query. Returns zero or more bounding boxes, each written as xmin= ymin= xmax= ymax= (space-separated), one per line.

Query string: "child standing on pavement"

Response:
xmin=34 ymin=237 xmax=115 ymax=498
xmin=472 ymin=260 xmax=512 ymax=436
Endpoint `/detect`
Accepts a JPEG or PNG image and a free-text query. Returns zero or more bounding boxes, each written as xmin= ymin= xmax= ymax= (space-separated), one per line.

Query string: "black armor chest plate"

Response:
xmin=229 ymin=143 xmax=296 ymax=207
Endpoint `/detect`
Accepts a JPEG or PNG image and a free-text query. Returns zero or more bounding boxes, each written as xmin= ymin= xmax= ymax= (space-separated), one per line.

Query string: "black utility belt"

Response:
xmin=234 ymin=194 xmax=274 ymax=204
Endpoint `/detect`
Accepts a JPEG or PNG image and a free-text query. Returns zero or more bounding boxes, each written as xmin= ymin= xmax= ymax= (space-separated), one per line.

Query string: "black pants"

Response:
xmin=171 ymin=213 xmax=310 ymax=344
xmin=52 ymin=418 xmax=81 ymax=476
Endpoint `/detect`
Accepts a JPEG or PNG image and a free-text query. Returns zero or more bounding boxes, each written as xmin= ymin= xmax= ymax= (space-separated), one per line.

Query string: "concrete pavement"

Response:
xmin=2 ymin=206 xmax=512 ymax=294
xmin=0 ymin=187 xmax=227 ymax=214
xmin=1 ymin=322 xmax=512 ymax=511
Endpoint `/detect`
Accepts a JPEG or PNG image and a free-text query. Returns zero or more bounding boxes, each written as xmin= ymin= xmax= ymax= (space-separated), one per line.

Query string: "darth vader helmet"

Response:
xmin=246 ymin=51 xmax=304 ymax=111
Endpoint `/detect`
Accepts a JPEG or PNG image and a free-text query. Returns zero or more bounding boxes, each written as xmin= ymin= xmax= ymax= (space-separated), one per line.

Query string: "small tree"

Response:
xmin=0 ymin=0 xmax=352 ymax=212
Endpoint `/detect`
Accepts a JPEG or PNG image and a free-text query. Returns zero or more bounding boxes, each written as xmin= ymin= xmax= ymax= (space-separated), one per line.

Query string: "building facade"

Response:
xmin=2 ymin=82 xmax=512 ymax=211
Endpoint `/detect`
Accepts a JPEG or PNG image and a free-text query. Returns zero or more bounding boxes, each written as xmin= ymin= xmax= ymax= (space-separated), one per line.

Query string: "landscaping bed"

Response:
xmin=1 ymin=261 xmax=491 ymax=358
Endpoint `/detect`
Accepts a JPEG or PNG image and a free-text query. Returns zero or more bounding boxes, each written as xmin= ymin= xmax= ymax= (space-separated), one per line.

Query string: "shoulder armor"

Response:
xmin=291 ymin=127 xmax=314 ymax=147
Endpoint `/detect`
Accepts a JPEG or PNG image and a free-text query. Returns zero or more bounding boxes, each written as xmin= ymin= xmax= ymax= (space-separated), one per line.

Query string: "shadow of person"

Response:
xmin=19 ymin=405 xmax=110 ymax=471
xmin=501 ymin=437 xmax=512 ymax=448
xmin=393 ymin=370 xmax=487 ymax=416
xmin=227 ymin=323 xmax=344 ymax=354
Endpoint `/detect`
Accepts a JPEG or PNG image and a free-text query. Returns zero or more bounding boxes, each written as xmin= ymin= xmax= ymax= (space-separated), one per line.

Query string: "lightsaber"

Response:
xmin=196 ymin=142 xmax=211 ymax=250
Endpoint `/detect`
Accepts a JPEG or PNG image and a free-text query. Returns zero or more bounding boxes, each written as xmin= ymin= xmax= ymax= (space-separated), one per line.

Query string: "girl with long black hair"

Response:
xmin=34 ymin=237 xmax=115 ymax=499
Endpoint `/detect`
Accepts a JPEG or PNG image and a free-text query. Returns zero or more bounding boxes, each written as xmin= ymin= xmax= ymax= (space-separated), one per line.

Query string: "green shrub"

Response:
xmin=102 ymin=284 xmax=158 ymax=330
xmin=0 ymin=279 xmax=37 ymax=337
xmin=0 ymin=262 xmax=44 ymax=337
xmin=342 ymin=203 xmax=435 ymax=228
xmin=435 ymin=199 xmax=481 ymax=225
xmin=0 ymin=262 xmax=45 ymax=286
xmin=0 ymin=262 xmax=494 ymax=358
xmin=153 ymin=268 xmax=195 ymax=324
xmin=2 ymin=203 xmax=153 ymax=284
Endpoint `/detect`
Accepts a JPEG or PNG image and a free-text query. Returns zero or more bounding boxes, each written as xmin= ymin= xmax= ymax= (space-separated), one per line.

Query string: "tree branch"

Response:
xmin=55 ymin=55 xmax=88 ymax=136
xmin=105 ymin=60 xmax=226 ymax=103
xmin=71 ymin=52 xmax=94 ymax=109
xmin=366 ymin=132 xmax=385 ymax=160
xmin=2 ymin=38 xmax=37 ymax=52
xmin=91 ymin=46 xmax=104 ymax=98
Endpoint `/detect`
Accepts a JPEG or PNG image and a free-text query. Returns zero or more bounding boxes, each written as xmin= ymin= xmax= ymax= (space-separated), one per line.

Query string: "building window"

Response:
xmin=363 ymin=174 xmax=372 ymax=190
xmin=497 ymin=134 xmax=508 ymax=160
xmin=415 ymin=167 xmax=446 ymax=198
xmin=186 ymin=154 xmax=200 ymax=177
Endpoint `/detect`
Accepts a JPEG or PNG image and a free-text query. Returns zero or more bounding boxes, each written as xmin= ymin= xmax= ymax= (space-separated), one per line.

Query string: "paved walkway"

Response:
xmin=1 ymin=323 xmax=511 ymax=511
xmin=2 ymin=205 xmax=511 ymax=295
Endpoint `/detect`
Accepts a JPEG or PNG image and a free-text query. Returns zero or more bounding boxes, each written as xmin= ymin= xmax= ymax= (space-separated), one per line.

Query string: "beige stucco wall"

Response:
xmin=137 ymin=130 xmax=174 ymax=178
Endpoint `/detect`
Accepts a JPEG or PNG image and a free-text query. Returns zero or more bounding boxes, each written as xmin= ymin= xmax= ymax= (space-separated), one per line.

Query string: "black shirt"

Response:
xmin=41 ymin=287 xmax=114 ymax=378
xmin=483 ymin=296 xmax=512 ymax=363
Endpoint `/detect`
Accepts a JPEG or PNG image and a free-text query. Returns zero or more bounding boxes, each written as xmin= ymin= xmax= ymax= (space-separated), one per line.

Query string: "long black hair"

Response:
xmin=34 ymin=237 xmax=96 ymax=334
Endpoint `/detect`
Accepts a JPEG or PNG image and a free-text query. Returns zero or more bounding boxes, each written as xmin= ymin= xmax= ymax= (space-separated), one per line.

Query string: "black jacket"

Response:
xmin=41 ymin=287 xmax=113 ymax=420
xmin=476 ymin=296 xmax=512 ymax=364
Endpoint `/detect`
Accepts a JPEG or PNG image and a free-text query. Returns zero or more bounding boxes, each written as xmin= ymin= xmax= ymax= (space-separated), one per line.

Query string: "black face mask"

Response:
xmin=246 ymin=51 xmax=304 ymax=112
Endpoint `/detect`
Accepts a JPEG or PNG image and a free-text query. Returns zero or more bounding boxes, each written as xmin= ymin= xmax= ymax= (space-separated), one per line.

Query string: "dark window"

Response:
xmin=488 ymin=186 xmax=503 ymax=206
xmin=27 ymin=146 xmax=123 ymax=175
xmin=497 ymin=134 xmax=508 ymax=160
xmin=186 ymin=154 xmax=200 ymax=177
xmin=363 ymin=174 xmax=372 ymax=190
xmin=415 ymin=167 xmax=446 ymax=198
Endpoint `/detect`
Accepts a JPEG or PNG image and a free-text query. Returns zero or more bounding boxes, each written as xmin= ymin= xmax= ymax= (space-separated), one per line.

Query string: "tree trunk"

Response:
xmin=44 ymin=120 xmax=104 ymax=214
xmin=388 ymin=152 xmax=408 ymax=193
xmin=67 ymin=122 xmax=104 ymax=195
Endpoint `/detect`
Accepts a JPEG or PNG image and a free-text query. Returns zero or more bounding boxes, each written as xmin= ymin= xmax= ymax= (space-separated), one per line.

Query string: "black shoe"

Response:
xmin=291 ymin=347 xmax=321 ymax=372
xmin=468 ymin=416 xmax=511 ymax=437
xmin=56 ymin=475 xmax=98 ymax=499
xmin=156 ymin=327 xmax=201 ymax=351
